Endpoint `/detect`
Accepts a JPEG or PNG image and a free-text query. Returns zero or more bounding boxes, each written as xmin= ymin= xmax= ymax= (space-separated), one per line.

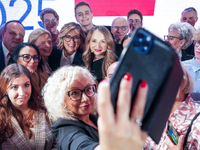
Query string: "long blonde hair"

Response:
xmin=82 ymin=26 xmax=116 ymax=78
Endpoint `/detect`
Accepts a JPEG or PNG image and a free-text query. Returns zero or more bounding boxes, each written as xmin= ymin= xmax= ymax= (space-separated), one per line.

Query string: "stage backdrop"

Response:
xmin=0 ymin=0 xmax=200 ymax=41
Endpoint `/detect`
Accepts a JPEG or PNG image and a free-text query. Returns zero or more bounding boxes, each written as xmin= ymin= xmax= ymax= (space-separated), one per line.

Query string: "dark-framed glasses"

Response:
xmin=164 ymin=35 xmax=181 ymax=41
xmin=194 ymin=41 xmax=200 ymax=47
xmin=63 ymin=35 xmax=81 ymax=42
xmin=67 ymin=84 xmax=96 ymax=101
xmin=129 ymin=19 xmax=141 ymax=24
xmin=44 ymin=18 xmax=57 ymax=24
xmin=18 ymin=54 xmax=41 ymax=63
xmin=112 ymin=26 xmax=128 ymax=31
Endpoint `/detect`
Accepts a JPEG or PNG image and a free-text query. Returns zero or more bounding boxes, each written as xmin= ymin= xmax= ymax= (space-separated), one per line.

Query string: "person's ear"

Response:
xmin=180 ymin=39 xmax=186 ymax=47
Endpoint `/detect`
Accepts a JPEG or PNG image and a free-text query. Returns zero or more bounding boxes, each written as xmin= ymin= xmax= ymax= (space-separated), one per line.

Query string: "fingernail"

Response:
xmin=141 ymin=80 xmax=147 ymax=88
xmin=123 ymin=73 xmax=131 ymax=81
xmin=101 ymin=78 xmax=107 ymax=82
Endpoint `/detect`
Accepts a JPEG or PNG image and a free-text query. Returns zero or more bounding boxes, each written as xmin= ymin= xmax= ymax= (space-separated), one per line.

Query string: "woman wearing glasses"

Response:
xmin=48 ymin=22 xmax=86 ymax=70
xmin=43 ymin=65 xmax=149 ymax=150
xmin=0 ymin=64 xmax=56 ymax=149
xmin=164 ymin=22 xmax=195 ymax=61
xmin=9 ymin=43 xmax=49 ymax=90
xmin=82 ymin=26 xmax=116 ymax=83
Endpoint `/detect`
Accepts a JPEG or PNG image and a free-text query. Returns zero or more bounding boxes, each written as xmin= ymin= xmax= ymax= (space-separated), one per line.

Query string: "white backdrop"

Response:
xmin=0 ymin=0 xmax=200 ymax=41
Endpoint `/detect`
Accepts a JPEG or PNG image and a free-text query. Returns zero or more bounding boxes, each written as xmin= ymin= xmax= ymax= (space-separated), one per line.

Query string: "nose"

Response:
xmin=18 ymin=86 xmax=25 ymax=96
xmin=81 ymin=92 xmax=90 ymax=102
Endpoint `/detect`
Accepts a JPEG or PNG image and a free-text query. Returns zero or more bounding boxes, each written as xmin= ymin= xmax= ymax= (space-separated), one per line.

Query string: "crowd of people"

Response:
xmin=0 ymin=1 xmax=200 ymax=150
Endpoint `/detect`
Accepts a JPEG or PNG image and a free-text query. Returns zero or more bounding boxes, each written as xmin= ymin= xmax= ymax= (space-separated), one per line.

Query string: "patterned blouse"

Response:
xmin=144 ymin=95 xmax=200 ymax=150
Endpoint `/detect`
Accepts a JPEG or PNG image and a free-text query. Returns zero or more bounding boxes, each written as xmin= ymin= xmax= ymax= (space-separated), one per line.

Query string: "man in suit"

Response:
xmin=0 ymin=20 xmax=25 ymax=73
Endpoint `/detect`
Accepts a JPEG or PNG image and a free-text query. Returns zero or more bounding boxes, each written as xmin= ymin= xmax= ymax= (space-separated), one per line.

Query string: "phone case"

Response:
xmin=110 ymin=27 xmax=183 ymax=144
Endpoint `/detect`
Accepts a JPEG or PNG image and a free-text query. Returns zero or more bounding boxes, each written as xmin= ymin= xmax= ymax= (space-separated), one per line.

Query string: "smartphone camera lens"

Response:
xmin=143 ymin=41 xmax=149 ymax=47
xmin=133 ymin=41 xmax=140 ymax=47
xmin=137 ymin=33 xmax=144 ymax=39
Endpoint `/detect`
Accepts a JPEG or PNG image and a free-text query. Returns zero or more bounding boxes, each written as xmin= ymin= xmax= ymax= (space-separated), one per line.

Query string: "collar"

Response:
xmin=2 ymin=42 xmax=11 ymax=57
xmin=62 ymin=51 xmax=76 ymax=64
xmin=191 ymin=57 xmax=200 ymax=72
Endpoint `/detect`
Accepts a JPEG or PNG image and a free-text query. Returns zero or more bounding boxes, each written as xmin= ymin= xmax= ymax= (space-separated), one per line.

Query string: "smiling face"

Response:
xmin=35 ymin=33 xmax=52 ymax=62
xmin=42 ymin=13 xmax=59 ymax=33
xmin=64 ymin=75 xmax=96 ymax=120
xmin=195 ymin=42 xmax=200 ymax=59
xmin=2 ymin=22 xmax=25 ymax=52
xmin=75 ymin=5 xmax=93 ymax=27
xmin=63 ymin=29 xmax=81 ymax=56
xmin=90 ymin=30 xmax=108 ymax=58
xmin=17 ymin=46 xmax=39 ymax=73
xmin=7 ymin=74 xmax=31 ymax=110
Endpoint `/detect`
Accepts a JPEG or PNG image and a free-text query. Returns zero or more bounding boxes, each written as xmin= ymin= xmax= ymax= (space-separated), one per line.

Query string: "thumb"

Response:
xmin=177 ymin=135 xmax=184 ymax=149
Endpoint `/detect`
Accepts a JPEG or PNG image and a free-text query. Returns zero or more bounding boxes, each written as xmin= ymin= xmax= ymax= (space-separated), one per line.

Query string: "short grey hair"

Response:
xmin=42 ymin=66 xmax=97 ymax=122
xmin=168 ymin=22 xmax=195 ymax=50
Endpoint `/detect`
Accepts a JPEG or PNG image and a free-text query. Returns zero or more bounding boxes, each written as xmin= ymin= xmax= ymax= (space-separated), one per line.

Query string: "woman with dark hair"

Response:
xmin=82 ymin=26 xmax=116 ymax=83
xmin=0 ymin=64 xmax=56 ymax=149
xmin=9 ymin=42 xmax=49 ymax=90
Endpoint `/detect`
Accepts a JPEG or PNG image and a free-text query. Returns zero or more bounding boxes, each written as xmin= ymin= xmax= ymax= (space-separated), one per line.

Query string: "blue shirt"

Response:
xmin=182 ymin=58 xmax=200 ymax=102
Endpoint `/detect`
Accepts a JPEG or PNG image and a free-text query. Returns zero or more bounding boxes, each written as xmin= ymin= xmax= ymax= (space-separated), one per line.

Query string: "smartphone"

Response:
xmin=110 ymin=27 xmax=183 ymax=143
xmin=167 ymin=121 xmax=179 ymax=145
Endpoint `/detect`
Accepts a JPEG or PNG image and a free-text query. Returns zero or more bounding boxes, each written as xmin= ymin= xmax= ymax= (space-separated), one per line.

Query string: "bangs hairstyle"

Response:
xmin=193 ymin=28 xmax=200 ymax=43
xmin=28 ymin=28 xmax=52 ymax=44
xmin=39 ymin=8 xmax=59 ymax=21
xmin=0 ymin=64 xmax=45 ymax=143
xmin=181 ymin=63 xmax=194 ymax=96
xmin=74 ymin=1 xmax=92 ymax=15
xmin=42 ymin=65 xmax=97 ymax=122
xmin=168 ymin=22 xmax=195 ymax=50
xmin=57 ymin=22 xmax=86 ymax=51
xmin=82 ymin=26 xmax=116 ymax=78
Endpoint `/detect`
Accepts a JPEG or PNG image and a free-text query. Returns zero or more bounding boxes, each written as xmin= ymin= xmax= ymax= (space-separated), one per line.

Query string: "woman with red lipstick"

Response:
xmin=0 ymin=64 xmax=56 ymax=149
xmin=82 ymin=26 xmax=116 ymax=83
xmin=43 ymin=65 xmax=148 ymax=150
xmin=9 ymin=42 xmax=49 ymax=91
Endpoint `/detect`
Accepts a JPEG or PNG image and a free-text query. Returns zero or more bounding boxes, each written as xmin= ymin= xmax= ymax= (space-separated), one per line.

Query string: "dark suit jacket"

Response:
xmin=0 ymin=42 xmax=5 ymax=73
xmin=181 ymin=50 xmax=194 ymax=61
xmin=48 ymin=46 xmax=84 ymax=72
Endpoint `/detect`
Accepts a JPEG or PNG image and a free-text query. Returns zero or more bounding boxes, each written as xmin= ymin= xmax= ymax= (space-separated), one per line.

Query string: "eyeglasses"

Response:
xmin=194 ymin=41 xmax=200 ymax=47
xmin=44 ymin=18 xmax=57 ymax=24
xmin=18 ymin=54 xmax=41 ymax=63
xmin=111 ymin=26 xmax=128 ymax=31
xmin=164 ymin=35 xmax=181 ymax=41
xmin=129 ymin=19 xmax=141 ymax=24
xmin=67 ymin=84 xmax=96 ymax=101
xmin=63 ymin=35 xmax=81 ymax=42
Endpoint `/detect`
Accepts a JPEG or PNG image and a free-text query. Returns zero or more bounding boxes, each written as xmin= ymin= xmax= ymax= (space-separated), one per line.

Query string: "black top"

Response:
xmin=51 ymin=114 xmax=99 ymax=150
xmin=115 ymin=35 xmax=129 ymax=59
xmin=181 ymin=50 xmax=194 ymax=61
xmin=48 ymin=46 xmax=85 ymax=71
xmin=184 ymin=42 xmax=194 ymax=55
xmin=91 ymin=58 xmax=104 ymax=83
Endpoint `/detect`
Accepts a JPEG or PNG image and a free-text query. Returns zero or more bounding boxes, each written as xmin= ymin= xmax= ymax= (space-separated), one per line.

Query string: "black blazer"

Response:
xmin=0 ymin=42 xmax=5 ymax=73
xmin=48 ymin=46 xmax=85 ymax=72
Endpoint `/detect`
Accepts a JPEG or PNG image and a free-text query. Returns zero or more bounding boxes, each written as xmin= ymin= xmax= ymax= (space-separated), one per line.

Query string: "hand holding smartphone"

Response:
xmin=110 ymin=27 xmax=183 ymax=143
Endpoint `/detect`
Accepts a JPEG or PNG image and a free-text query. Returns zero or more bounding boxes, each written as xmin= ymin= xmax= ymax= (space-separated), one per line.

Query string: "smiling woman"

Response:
xmin=82 ymin=26 xmax=116 ymax=82
xmin=9 ymin=42 xmax=49 ymax=91
xmin=0 ymin=64 xmax=56 ymax=149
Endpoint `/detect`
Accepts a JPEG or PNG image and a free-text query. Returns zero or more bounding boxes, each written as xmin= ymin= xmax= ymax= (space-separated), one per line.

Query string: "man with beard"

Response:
xmin=40 ymin=8 xmax=59 ymax=45
xmin=0 ymin=20 xmax=25 ymax=73
xmin=127 ymin=9 xmax=143 ymax=36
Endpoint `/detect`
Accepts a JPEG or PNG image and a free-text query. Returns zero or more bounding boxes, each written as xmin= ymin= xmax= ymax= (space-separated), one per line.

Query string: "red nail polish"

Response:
xmin=101 ymin=78 xmax=107 ymax=82
xmin=141 ymin=80 xmax=147 ymax=88
xmin=123 ymin=73 xmax=131 ymax=81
